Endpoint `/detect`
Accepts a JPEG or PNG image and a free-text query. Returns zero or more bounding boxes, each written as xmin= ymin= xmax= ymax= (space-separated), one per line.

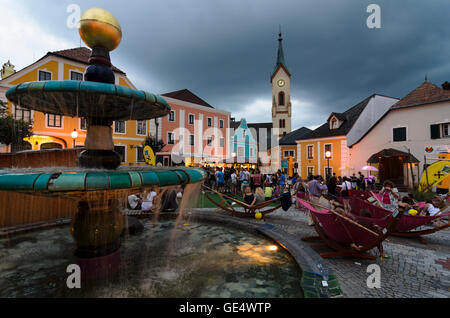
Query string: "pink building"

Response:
xmin=151 ymin=89 xmax=231 ymax=166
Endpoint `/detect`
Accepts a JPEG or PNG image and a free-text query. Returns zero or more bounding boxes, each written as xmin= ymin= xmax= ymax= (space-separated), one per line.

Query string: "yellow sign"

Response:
xmin=143 ymin=146 xmax=156 ymax=166
xmin=418 ymin=153 xmax=450 ymax=192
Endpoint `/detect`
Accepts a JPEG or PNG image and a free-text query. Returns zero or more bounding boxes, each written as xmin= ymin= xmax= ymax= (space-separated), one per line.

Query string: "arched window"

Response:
xmin=278 ymin=92 xmax=285 ymax=106
xmin=279 ymin=119 xmax=286 ymax=129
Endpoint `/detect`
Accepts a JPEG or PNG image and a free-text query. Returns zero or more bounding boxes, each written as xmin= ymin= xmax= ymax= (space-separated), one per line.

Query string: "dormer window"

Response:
xmin=329 ymin=116 xmax=340 ymax=130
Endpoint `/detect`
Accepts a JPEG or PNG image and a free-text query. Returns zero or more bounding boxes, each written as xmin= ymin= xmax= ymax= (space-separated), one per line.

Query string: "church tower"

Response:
xmin=271 ymin=32 xmax=292 ymax=138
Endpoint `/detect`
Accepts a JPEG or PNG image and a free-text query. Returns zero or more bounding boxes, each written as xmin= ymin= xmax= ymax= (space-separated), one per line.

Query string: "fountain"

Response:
xmin=0 ymin=8 xmax=306 ymax=298
xmin=0 ymin=7 xmax=205 ymax=260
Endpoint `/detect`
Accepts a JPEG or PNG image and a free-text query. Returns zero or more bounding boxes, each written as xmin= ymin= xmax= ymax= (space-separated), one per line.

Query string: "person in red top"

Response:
xmin=251 ymin=169 xmax=262 ymax=191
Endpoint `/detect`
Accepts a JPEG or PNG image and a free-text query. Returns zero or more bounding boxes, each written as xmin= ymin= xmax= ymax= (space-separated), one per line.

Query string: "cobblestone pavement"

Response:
xmin=263 ymin=207 xmax=450 ymax=298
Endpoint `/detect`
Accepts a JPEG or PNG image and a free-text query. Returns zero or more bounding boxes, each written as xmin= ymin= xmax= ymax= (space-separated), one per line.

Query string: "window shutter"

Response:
xmin=430 ymin=124 xmax=441 ymax=139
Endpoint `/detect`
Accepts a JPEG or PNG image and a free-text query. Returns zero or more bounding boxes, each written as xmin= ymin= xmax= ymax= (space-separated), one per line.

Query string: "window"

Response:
xmin=219 ymin=119 xmax=224 ymax=129
xmin=325 ymin=167 xmax=333 ymax=177
xmin=307 ymin=145 xmax=314 ymax=159
xmin=250 ymin=148 xmax=254 ymax=157
xmin=189 ymin=135 xmax=195 ymax=146
xmin=80 ymin=118 xmax=87 ymax=130
xmin=442 ymin=123 xmax=450 ymax=138
xmin=220 ymin=138 xmax=225 ymax=148
xmin=243 ymin=130 xmax=246 ymax=138
xmin=136 ymin=146 xmax=145 ymax=163
xmin=393 ymin=127 xmax=407 ymax=142
xmin=137 ymin=120 xmax=147 ymax=136
xmin=70 ymin=71 xmax=83 ymax=81
xmin=307 ymin=167 xmax=315 ymax=177
xmin=284 ymin=150 xmax=295 ymax=158
xmin=169 ymin=111 xmax=175 ymax=122
xmin=324 ymin=144 xmax=332 ymax=159
xmin=47 ymin=114 xmax=62 ymax=128
xmin=278 ymin=92 xmax=285 ymax=106
xmin=330 ymin=117 xmax=339 ymax=130
xmin=14 ymin=106 xmax=31 ymax=122
xmin=114 ymin=121 xmax=126 ymax=134
xmin=38 ymin=70 xmax=51 ymax=81
xmin=238 ymin=147 xmax=245 ymax=157
xmin=114 ymin=146 xmax=126 ymax=163
xmin=189 ymin=114 xmax=195 ymax=125
xmin=279 ymin=119 xmax=286 ymax=129
xmin=207 ymin=136 xmax=213 ymax=147
xmin=167 ymin=132 xmax=175 ymax=145
xmin=207 ymin=117 xmax=212 ymax=127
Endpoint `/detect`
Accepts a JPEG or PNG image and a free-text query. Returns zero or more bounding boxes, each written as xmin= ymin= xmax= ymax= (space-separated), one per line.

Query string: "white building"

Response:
xmin=348 ymin=80 xmax=450 ymax=188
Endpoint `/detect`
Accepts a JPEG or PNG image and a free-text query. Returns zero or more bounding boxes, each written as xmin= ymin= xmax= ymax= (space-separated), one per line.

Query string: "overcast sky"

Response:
xmin=1 ymin=0 xmax=449 ymax=130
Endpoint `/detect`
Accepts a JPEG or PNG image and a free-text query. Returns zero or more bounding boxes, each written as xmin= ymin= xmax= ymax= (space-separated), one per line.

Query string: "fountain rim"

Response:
xmin=5 ymin=80 xmax=171 ymax=120
xmin=0 ymin=167 xmax=206 ymax=192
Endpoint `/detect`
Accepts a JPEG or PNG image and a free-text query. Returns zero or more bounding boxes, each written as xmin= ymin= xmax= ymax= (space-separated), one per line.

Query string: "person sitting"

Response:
xmin=243 ymin=186 xmax=256 ymax=213
xmin=419 ymin=200 xmax=441 ymax=217
xmin=255 ymin=187 xmax=266 ymax=205
xmin=379 ymin=181 xmax=400 ymax=213
xmin=127 ymin=193 xmax=142 ymax=211
xmin=161 ymin=188 xmax=179 ymax=212
xmin=141 ymin=188 xmax=157 ymax=212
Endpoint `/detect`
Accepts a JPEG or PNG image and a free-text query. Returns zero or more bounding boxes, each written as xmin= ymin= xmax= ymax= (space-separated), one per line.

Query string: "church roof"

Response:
xmin=271 ymin=33 xmax=291 ymax=81
xmin=161 ymin=89 xmax=214 ymax=108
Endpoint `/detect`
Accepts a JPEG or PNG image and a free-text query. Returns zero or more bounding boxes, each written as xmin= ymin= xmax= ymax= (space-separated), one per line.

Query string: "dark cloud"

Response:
xmin=15 ymin=0 xmax=450 ymax=128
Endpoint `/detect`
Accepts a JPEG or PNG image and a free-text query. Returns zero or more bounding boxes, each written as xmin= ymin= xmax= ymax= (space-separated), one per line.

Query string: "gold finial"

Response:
xmin=78 ymin=8 xmax=122 ymax=52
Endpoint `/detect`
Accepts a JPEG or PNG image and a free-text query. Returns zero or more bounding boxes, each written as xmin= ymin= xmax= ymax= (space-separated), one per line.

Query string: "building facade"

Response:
xmin=348 ymin=81 xmax=450 ymax=188
xmin=0 ymin=48 xmax=231 ymax=167
xmin=156 ymin=89 xmax=231 ymax=167
xmin=296 ymin=94 xmax=399 ymax=178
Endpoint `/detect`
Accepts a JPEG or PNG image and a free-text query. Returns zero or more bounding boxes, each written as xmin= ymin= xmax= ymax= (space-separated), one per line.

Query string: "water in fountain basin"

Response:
xmin=0 ymin=218 xmax=304 ymax=298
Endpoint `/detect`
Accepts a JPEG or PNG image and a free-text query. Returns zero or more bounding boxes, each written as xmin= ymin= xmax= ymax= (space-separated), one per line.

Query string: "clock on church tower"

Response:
xmin=271 ymin=32 xmax=292 ymax=137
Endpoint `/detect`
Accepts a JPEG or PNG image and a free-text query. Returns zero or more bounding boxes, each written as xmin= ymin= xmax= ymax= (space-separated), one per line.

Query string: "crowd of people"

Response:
xmin=127 ymin=185 xmax=184 ymax=213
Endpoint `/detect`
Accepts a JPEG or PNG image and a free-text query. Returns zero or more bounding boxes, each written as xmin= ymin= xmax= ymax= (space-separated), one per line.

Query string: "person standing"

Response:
xmin=337 ymin=177 xmax=352 ymax=213
xmin=215 ymin=168 xmax=225 ymax=193
xmin=252 ymin=169 xmax=262 ymax=191
xmin=327 ymin=173 xmax=338 ymax=201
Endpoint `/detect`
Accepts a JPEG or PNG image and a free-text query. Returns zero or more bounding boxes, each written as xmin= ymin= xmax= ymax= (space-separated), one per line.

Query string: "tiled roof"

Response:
xmin=47 ymin=47 xmax=125 ymax=74
xmin=161 ymin=89 xmax=214 ymax=108
xmin=300 ymin=95 xmax=373 ymax=140
xmin=279 ymin=127 xmax=312 ymax=145
xmin=392 ymin=81 xmax=450 ymax=109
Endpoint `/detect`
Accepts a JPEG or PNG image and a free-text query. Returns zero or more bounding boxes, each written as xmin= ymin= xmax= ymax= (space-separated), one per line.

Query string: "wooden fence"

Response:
xmin=0 ymin=148 xmax=84 ymax=169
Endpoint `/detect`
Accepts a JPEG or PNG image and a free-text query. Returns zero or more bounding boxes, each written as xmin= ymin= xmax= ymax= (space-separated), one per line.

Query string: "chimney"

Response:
xmin=1 ymin=60 xmax=15 ymax=80
xmin=442 ymin=81 xmax=450 ymax=90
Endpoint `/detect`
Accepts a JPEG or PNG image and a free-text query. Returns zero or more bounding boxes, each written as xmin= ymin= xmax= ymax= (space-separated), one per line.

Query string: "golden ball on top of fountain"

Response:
xmin=78 ymin=8 xmax=122 ymax=51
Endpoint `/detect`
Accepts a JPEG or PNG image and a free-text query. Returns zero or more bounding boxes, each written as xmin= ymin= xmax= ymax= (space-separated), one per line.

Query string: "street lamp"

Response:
xmin=325 ymin=151 xmax=332 ymax=177
xmin=71 ymin=129 xmax=78 ymax=148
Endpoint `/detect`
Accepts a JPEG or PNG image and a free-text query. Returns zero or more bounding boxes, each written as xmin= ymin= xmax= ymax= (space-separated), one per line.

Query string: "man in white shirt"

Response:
xmin=142 ymin=189 xmax=157 ymax=212
xmin=127 ymin=194 xmax=142 ymax=210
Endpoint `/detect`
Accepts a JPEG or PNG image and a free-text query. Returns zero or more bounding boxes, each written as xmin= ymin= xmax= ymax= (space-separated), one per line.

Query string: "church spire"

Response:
xmin=277 ymin=31 xmax=286 ymax=67
xmin=271 ymin=29 xmax=290 ymax=81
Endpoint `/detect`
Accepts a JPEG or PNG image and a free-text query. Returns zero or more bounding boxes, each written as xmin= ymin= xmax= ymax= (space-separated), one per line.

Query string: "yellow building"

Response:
xmin=0 ymin=47 xmax=151 ymax=166
xmin=296 ymin=96 xmax=376 ymax=178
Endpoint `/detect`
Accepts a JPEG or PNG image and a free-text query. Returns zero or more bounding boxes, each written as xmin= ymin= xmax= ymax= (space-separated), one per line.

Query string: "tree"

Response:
xmin=0 ymin=100 xmax=34 ymax=152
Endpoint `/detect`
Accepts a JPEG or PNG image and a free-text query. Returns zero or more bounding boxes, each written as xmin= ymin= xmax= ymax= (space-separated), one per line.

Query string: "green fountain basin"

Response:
xmin=0 ymin=168 xmax=206 ymax=193
xmin=5 ymin=81 xmax=170 ymax=121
